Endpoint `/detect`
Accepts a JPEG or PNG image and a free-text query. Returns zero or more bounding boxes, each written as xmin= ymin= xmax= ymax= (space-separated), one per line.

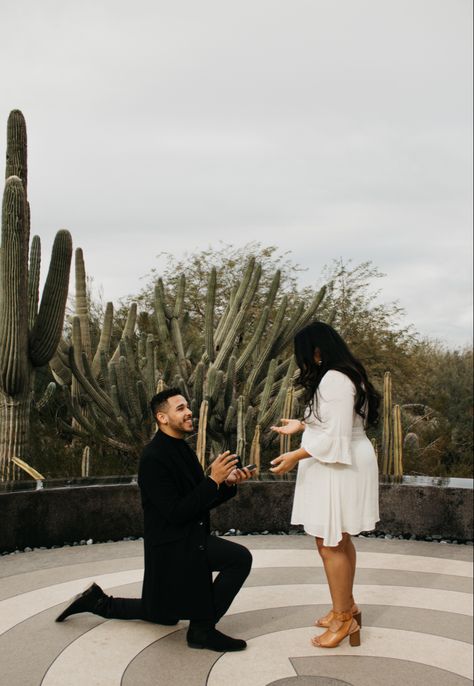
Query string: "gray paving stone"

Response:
xmin=0 ymin=536 xmax=471 ymax=686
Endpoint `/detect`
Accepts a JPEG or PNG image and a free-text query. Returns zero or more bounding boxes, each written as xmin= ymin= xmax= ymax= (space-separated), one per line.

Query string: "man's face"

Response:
xmin=156 ymin=395 xmax=193 ymax=436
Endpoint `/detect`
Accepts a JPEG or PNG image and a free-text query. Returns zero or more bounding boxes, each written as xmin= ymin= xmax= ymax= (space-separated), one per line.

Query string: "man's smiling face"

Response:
xmin=156 ymin=394 xmax=194 ymax=437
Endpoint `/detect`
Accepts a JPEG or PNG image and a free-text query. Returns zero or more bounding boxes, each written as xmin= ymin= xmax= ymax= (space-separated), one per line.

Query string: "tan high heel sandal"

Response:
xmin=311 ymin=610 xmax=361 ymax=648
xmin=315 ymin=604 xmax=361 ymax=628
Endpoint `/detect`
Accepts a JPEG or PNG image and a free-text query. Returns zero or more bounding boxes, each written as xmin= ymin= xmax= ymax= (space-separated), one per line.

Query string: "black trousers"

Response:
xmin=95 ymin=535 xmax=252 ymax=626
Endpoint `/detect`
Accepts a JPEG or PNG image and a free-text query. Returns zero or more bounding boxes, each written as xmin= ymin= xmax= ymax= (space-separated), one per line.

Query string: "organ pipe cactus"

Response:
xmin=392 ymin=404 xmax=403 ymax=478
xmin=280 ymin=386 xmax=295 ymax=455
xmin=60 ymin=256 xmax=327 ymax=468
xmin=196 ymin=399 xmax=209 ymax=467
xmin=380 ymin=370 xmax=404 ymax=478
xmin=0 ymin=111 xmax=73 ymax=480
xmin=381 ymin=371 xmax=392 ymax=475
xmin=49 ymin=248 xmax=155 ymax=456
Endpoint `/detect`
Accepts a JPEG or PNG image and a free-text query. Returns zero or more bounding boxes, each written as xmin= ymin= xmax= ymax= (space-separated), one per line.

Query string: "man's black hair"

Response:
xmin=150 ymin=387 xmax=182 ymax=418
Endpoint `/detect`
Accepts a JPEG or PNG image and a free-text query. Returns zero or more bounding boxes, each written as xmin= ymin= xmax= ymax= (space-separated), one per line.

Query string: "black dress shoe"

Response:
xmin=187 ymin=627 xmax=247 ymax=652
xmin=55 ymin=582 xmax=107 ymax=622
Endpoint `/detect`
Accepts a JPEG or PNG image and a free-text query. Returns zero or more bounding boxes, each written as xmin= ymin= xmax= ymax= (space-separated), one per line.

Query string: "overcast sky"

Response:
xmin=1 ymin=0 xmax=472 ymax=347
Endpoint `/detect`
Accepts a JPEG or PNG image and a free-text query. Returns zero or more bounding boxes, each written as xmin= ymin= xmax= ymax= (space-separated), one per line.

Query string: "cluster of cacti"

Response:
xmin=0 ymin=110 xmax=73 ymax=481
xmin=55 ymin=254 xmax=326 ymax=469
xmin=49 ymin=248 xmax=153 ymax=456
xmin=381 ymin=371 xmax=403 ymax=477
xmin=152 ymin=258 xmax=325 ymax=469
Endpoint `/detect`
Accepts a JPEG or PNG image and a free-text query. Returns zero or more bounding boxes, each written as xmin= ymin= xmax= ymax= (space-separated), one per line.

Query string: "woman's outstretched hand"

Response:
xmin=270 ymin=451 xmax=299 ymax=475
xmin=270 ymin=419 xmax=304 ymax=435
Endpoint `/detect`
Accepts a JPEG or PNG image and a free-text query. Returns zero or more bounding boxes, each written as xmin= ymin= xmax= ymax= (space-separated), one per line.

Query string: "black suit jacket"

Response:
xmin=137 ymin=430 xmax=236 ymax=621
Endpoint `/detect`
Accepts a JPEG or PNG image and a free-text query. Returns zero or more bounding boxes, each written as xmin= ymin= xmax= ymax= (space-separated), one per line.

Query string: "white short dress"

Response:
xmin=291 ymin=369 xmax=379 ymax=546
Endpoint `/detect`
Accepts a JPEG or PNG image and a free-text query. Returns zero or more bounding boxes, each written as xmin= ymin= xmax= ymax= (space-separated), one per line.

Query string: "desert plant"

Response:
xmin=379 ymin=371 xmax=404 ymax=477
xmin=0 ymin=110 xmax=73 ymax=480
xmin=58 ymin=256 xmax=326 ymax=467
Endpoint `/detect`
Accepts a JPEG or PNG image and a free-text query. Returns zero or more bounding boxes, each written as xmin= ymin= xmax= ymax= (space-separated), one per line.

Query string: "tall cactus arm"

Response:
xmin=244 ymin=295 xmax=288 ymax=399
xmin=137 ymin=379 xmax=149 ymax=420
xmin=249 ymin=424 xmax=261 ymax=473
xmin=393 ymin=404 xmax=403 ymax=477
xmin=122 ymin=302 xmax=137 ymax=338
xmin=6 ymin=111 xmax=28 ymax=192
xmin=28 ymin=235 xmax=41 ymax=330
xmin=111 ymin=302 xmax=137 ymax=362
xmin=68 ymin=346 xmax=117 ymax=420
xmin=382 ymin=371 xmax=392 ymax=475
xmin=155 ymin=278 xmax=173 ymax=319
xmin=254 ymin=357 xmax=291 ymax=396
xmin=271 ymin=286 xmax=326 ymax=359
xmin=35 ymin=381 xmax=56 ymax=412
xmin=0 ymin=176 xmax=29 ymax=395
xmin=259 ymin=358 xmax=296 ymax=431
xmin=144 ymin=334 xmax=156 ymax=396
xmin=123 ymin=336 xmax=139 ymax=376
xmin=196 ymin=399 xmax=209 ymax=467
xmin=215 ymin=259 xmax=256 ymax=347
xmin=256 ymin=358 xmax=277 ymax=423
xmin=74 ymin=248 xmax=92 ymax=359
xmin=173 ymin=274 xmax=186 ymax=319
xmin=204 ymin=267 xmax=216 ymax=362
xmin=223 ymin=354 xmax=236 ymax=408
xmin=170 ymin=316 xmax=188 ymax=380
xmin=236 ymin=395 xmax=246 ymax=460
xmin=292 ymin=286 xmax=326 ymax=336
xmin=271 ymin=302 xmax=304 ymax=356
xmin=154 ymin=283 xmax=173 ymax=349
xmin=214 ymin=285 xmax=236 ymax=345
xmin=224 ymin=403 xmax=236 ymax=434
xmin=264 ymin=269 xmax=281 ymax=309
xmin=192 ymin=360 xmax=205 ymax=412
xmin=213 ymin=264 xmax=262 ymax=371
xmin=91 ymin=301 xmax=114 ymax=377
xmin=29 ymin=229 xmax=73 ymax=368
xmin=169 ymin=276 xmax=188 ymax=379
xmin=235 ymin=305 xmax=270 ymax=373
xmin=116 ymin=355 xmax=140 ymax=425
xmin=49 ymin=351 xmax=72 ymax=385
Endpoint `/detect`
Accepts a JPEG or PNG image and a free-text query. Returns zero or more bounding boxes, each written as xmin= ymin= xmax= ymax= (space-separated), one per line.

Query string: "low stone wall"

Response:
xmin=0 ymin=480 xmax=472 ymax=552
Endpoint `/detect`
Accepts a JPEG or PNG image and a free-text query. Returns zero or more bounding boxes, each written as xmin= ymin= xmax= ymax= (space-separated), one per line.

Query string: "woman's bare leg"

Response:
xmin=315 ymin=535 xmax=353 ymax=613
xmin=343 ymin=535 xmax=357 ymax=606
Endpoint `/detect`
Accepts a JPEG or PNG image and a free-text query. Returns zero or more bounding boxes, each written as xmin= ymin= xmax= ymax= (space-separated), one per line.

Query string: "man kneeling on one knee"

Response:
xmin=56 ymin=387 xmax=254 ymax=652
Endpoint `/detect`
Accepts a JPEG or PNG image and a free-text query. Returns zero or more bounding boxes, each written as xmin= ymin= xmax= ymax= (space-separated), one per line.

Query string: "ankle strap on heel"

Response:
xmin=333 ymin=611 xmax=353 ymax=621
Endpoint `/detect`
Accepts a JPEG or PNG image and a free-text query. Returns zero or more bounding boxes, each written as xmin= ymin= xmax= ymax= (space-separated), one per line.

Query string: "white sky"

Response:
xmin=1 ymin=0 xmax=472 ymax=347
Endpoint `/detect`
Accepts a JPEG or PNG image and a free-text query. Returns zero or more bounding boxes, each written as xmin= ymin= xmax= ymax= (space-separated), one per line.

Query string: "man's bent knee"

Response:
xmin=232 ymin=543 xmax=252 ymax=574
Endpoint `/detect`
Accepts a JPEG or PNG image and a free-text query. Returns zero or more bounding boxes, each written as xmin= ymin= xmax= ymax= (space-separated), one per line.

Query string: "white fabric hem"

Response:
xmin=291 ymin=519 xmax=380 ymax=548
xmin=301 ymin=433 xmax=352 ymax=466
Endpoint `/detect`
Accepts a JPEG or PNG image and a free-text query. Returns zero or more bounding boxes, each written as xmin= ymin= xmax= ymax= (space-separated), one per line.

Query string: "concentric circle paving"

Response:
xmin=0 ymin=536 xmax=472 ymax=686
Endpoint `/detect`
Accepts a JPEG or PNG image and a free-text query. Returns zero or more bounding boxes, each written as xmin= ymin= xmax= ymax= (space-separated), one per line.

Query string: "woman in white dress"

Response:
xmin=270 ymin=321 xmax=380 ymax=648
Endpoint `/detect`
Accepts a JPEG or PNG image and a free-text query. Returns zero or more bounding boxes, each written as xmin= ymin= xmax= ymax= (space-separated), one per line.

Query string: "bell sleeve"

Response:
xmin=300 ymin=370 xmax=355 ymax=465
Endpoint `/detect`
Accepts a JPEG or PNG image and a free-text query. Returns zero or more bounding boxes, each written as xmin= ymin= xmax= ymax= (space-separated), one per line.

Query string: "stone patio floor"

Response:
xmin=0 ymin=534 xmax=472 ymax=686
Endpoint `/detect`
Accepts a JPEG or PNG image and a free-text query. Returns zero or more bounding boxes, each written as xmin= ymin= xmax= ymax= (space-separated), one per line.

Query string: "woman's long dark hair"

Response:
xmin=294 ymin=321 xmax=380 ymax=427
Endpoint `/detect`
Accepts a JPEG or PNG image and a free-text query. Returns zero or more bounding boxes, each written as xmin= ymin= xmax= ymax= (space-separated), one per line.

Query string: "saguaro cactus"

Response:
xmin=0 ymin=111 xmax=73 ymax=480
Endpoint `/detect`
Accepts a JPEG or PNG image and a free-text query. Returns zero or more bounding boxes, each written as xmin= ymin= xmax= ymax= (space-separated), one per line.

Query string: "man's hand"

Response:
xmin=225 ymin=466 xmax=255 ymax=486
xmin=269 ymin=451 xmax=299 ymax=475
xmin=209 ymin=451 xmax=239 ymax=485
xmin=270 ymin=419 xmax=304 ymax=435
